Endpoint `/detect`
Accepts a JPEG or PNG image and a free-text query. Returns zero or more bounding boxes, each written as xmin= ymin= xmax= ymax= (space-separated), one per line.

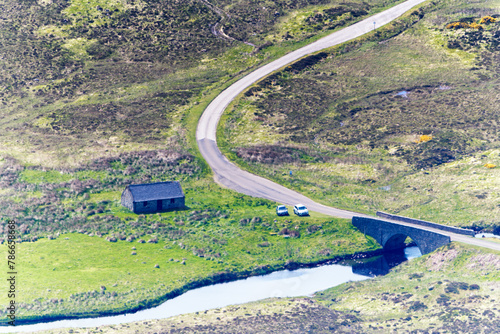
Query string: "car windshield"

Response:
xmin=297 ymin=206 xmax=306 ymax=210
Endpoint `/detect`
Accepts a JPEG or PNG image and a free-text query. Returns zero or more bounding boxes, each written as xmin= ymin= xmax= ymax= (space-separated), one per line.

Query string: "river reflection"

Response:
xmin=349 ymin=246 xmax=422 ymax=277
xmin=1 ymin=247 xmax=420 ymax=333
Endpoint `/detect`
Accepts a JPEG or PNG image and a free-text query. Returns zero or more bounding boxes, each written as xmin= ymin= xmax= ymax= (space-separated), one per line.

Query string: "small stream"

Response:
xmin=1 ymin=247 xmax=421 ymax=333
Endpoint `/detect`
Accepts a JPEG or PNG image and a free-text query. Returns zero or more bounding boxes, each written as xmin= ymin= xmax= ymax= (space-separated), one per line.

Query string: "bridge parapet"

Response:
xmin=352 ymin=216 xmax=451 ymax=255
xmin=376 ymin=211 xmax=476 ymax=236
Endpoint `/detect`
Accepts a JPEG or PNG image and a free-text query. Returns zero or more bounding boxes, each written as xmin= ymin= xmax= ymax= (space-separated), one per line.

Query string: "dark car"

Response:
xmin=276 ymin=205 xmax=289 ymax=216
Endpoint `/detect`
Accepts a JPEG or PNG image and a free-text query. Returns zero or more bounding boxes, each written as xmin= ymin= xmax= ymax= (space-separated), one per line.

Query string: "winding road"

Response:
xmin=196 ymin=0 xmax=500 ymax=252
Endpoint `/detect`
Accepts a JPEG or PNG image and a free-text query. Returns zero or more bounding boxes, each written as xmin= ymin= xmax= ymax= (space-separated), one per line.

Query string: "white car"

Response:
xmin=293 ymin=204 xmax=309 ymax=216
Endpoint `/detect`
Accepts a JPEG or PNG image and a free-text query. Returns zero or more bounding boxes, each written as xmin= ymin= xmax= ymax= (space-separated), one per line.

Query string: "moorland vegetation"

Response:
xmin=1 ymin=0 xmax=499 ymax=329
xmin=0 ymin=0 xmax=406 ymax=324
xmin=221 ymin=0 xmax=500 ymax=233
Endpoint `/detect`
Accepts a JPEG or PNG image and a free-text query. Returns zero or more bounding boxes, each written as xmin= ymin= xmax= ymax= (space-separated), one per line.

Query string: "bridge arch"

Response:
xmin=384 ymin=233 xmax=411 ymax=251
xmin=352 ymin=216 xmax=450 ymax=255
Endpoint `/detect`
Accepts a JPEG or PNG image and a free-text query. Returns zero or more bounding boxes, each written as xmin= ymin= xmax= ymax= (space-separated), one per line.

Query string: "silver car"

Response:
xmin=276 ymin=205 xmax=289 ymax=216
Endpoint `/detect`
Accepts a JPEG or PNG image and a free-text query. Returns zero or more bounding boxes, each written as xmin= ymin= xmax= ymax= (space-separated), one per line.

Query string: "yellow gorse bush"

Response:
xmin=484 ymin=163 xmax=497 ymax=169
xmin=446 ymin=22 xmax=465 ymax=29
xmin=479 ymin=16 xmax=496 ymax=24
xmin=415 ymin=135 xmax=433 ymax=143
xmin=468 ymin=22 xmax=484 ymax=30
xmin=446 ymin=22 xmax=467 ymax=29
xmin=445 ymin=21 xmax=483 ymax=30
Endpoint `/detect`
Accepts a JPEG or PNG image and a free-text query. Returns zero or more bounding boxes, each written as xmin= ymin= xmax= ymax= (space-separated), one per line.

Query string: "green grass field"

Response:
xmin=0 ymin=209 xmax=379 ymax=323
xmin=0 ymin=138 xmax=380 ymax=323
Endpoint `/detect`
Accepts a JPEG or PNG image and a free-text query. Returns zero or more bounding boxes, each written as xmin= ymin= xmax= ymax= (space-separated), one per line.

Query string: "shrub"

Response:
xmin=415 ymin=134 xmax=433 ymax=143
xmin=437 ymin=294 xmax=451 ymax=305
xmin=239 ymin=218 xmax=251 ymax=226
xmin=306 ymin=224 xmax=321 ymax=234
xmin=409 ymin=273 xmax=424 ymax=280
xmin=407 ymin=301 xmax=427 ymax=312
xmin=318 ymin=248 xmax=332 ymax=256
xmin=469 ymin=22 xmax=484 ymax=30
xmin=446 ymin=21 xmax=483 ymax=30
xmin=279 ymin=228 xmax=300 ymax=238
xmin=446 ymin=22 xmax=469 ymax=29
xmin=445 ymin=281 xmax=470 ymax=294
xmin=479 ymin=16 xmax=496 ymax=24
xmin=278 ymin=227 xmax=290 ymax=236
xmin=251 ymin=217 xmax=262 ymax=223
xmin=105 ymin=236 xmax=117 ymax=242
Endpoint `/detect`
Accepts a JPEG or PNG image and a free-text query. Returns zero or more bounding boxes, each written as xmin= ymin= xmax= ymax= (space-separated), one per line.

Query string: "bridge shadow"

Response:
xmin=348 ymin=247 xmax=422 ymax=277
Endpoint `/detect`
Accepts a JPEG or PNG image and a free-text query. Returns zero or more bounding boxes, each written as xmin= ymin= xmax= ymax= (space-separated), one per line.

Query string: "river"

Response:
xmin=1 ymin=247 xmax=421 ymax=333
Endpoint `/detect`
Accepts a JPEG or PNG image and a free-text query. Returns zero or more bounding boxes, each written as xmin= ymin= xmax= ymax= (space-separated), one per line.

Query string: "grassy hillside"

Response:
xmin=0 ymin=0 xmax=407 ymax=323
xmin=220 ymin=0 xmax=500 ymax=231
xmin=315 ymin=242 xmax=500 ymax=333
xmin=0 ymin=0 xmax=399 ymax=166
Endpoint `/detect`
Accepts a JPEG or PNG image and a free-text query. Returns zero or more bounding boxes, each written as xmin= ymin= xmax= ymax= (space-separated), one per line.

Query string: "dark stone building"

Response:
xmin=121 ymin=181 xmax=185 ymax=214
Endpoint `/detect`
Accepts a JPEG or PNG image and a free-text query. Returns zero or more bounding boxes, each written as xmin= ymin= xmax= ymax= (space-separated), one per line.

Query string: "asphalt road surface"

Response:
xmin=196 ymin=0 xmax=500 ymax=252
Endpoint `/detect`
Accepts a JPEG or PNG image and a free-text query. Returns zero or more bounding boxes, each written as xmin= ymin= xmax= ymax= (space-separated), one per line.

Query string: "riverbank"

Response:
xmin=2 ymin=242 xmax=385 ymax=327
xmin=3 ymin=247 xmax=401 ymax=332
xmin=32 ymin=242 xmax=500 ymax=334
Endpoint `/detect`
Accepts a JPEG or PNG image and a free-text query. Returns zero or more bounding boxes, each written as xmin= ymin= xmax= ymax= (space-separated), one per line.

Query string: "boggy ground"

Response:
xmin=38 ymin=243 xmax=500 ymax=333
xmin=221 ymin=0 xmax=500 ymax=231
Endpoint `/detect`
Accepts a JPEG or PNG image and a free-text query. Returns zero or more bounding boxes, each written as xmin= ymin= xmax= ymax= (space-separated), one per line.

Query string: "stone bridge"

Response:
xmin=352 ymin=216 xmax=451 ymax=255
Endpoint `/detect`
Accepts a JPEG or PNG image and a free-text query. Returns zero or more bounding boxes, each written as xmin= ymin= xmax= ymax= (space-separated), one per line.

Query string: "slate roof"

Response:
xmin=127 ymin=181 xmax=184 ymax=202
